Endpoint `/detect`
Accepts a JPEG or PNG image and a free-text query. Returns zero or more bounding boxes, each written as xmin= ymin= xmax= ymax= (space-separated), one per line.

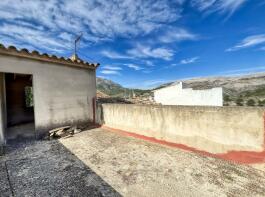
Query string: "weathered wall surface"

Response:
xmin=0 ymin=73 xmax=5 ymax=153
xmin=154 ymin=82 xmax=223 ymax=106
xmin=0 ymin=55 xmax=96 ymax=137
xmin=97 ymin=104 xmax=265 ymax=154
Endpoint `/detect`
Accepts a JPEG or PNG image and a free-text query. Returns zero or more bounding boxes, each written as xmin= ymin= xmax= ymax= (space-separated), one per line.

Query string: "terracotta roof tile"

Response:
xmin=0 ymin=43 xmax=99 ymax=69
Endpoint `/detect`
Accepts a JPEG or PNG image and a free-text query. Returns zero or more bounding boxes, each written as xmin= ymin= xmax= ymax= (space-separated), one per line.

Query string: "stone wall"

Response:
xmin=97 ymin=104 xmax=265 ymax=154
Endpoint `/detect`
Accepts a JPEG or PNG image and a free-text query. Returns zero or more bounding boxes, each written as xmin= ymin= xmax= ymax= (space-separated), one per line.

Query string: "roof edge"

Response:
xmin=0 ymin=44 xmax=100 ymax=70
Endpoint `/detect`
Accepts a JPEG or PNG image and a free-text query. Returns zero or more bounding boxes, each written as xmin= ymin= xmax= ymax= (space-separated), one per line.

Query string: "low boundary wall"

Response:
xmin=97 ymin=104 xmax=265 ymax=154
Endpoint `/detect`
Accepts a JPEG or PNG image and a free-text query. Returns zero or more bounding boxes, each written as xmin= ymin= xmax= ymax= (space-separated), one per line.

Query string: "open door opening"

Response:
xmin=5 ymin=73 xmax=35 ymax=141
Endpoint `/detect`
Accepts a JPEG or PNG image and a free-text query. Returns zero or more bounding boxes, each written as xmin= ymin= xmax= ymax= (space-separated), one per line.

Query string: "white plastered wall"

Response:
xmin=0 ymin=54 xmax=96 ymax=137
xmin=154 ymin=82 xmax=223 ymax=106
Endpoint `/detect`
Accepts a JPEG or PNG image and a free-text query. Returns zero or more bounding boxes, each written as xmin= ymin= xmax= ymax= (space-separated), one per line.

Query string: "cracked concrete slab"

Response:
xmin=0 ymin=162 xmax=13 ymax=196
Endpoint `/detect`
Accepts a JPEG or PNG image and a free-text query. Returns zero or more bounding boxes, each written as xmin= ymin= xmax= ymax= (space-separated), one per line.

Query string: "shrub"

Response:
xmin=224 ymin=95 xmax=231 ymax=102
xmin=258 ymin=99 xmax=265 ymax=106
xmin=246 ymin=99 xmax=255 ymax=106
xmin=236 ymin=98 xmax=244 ymax=106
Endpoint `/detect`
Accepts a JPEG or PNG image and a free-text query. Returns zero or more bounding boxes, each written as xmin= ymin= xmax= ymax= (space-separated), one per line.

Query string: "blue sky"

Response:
xmin=0 ymin=0 xmax=265 ymax=89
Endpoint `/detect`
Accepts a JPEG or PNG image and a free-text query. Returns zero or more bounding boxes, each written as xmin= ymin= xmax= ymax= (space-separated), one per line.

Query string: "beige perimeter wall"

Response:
xmin=0 ymin=54 xmax=96 ymax=139
xmin=97 ymin=104 xmax=265 ymax=154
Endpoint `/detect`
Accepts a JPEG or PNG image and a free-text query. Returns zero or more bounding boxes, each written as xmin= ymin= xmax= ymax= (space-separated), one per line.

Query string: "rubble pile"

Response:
xmin=47 ymin=126 xmax=82 ymax=139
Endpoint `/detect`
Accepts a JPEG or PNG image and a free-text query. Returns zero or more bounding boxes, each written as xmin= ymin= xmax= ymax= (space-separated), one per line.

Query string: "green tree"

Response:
xmin=258 ymin=99 xmax=265 ymax=107
xmin=25 ymin=86 xmax=34 ymax=107
xmin=246 ymin=99 xmax=255 ymax=106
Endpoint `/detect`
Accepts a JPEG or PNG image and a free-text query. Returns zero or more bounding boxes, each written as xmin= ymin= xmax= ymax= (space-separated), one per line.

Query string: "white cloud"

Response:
xmin=103 ymin=44 xmax=175 ymax=61
xmin=124 ymin=64 xmax=143 ymax=70
xmin=127 ymin=44 xmax=174 ymax=60
xmin=0 ymin=0 xmax=183 ymax=54
xmin=159 ymin=28 xmax=198 ymax=43
xmin=191 ymin=0 xmax=247 ymax=15
xmin=192 ymin=0 xmax=217 ymax=10
xmin=103 ymin=65 xmax=123 ymax=70
xmin=0 ymin=0 xmax=248 ymax=59
xmin=63 ymin=0 xmax=182 ymax=37
xmin=220 ymin=66 xmax=265 ymax=75
xmin=170 ymin=63 xmax=178 ymax=67
xmin=101 ymin=50 xmax=132 ymax=59
xmin=180 ymin=57 xmax=199 ymax=64
xmin=142 ymin=70 xmax=153 ymax=74
xmin=142 ymin=79 xmax=173 ymax=88
xmin=0 ymin=23 xmax=70 ymax=52
xmin=226 ymin=34 xmax=265 ymax=51
xmin=144 ymin=60 xmax=155 ymax=67
xmin=101 ymin=70 xmax=121 ymax=75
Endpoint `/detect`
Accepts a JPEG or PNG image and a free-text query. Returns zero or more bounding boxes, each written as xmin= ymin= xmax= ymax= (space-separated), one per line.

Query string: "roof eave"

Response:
xmin=0 ymin=44 xmax=99 ymax=70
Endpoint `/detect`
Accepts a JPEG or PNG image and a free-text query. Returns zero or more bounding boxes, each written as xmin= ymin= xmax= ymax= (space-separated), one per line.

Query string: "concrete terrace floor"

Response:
xmin=1 ymin=128 xmax=265 ymax=197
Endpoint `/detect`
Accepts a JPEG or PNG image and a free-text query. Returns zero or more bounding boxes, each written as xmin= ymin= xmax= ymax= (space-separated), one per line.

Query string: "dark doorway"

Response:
xmin=5 ymin=73 xmax=35 ymax=140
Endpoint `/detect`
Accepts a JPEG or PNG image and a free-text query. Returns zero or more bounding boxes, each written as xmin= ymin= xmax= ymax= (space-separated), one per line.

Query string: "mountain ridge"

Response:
xmin=96 ymin=77 xmax=150 ymax=97
xmin=96 ymin=72 xmax=265 ymax=106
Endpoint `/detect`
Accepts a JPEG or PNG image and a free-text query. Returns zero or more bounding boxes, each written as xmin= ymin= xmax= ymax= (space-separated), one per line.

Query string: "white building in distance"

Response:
xmin=154 ymin=82 xmax=223 ymax=106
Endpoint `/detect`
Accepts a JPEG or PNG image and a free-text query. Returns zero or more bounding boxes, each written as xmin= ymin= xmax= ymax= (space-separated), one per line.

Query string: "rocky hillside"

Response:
xmin=96 ymin=77 xmax=150 ymax=98
xmin=158 ymin=72 xmax=265 ymax=106
xmin=97 ymin=73 xmax=265 ymax=106
xmin=96 ymin=78 xmax=125 ymax=97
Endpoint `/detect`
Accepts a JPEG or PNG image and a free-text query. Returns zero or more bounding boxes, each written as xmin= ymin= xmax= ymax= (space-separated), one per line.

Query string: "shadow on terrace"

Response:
xmin=0 ymin=135 xmax=121 ymax=197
